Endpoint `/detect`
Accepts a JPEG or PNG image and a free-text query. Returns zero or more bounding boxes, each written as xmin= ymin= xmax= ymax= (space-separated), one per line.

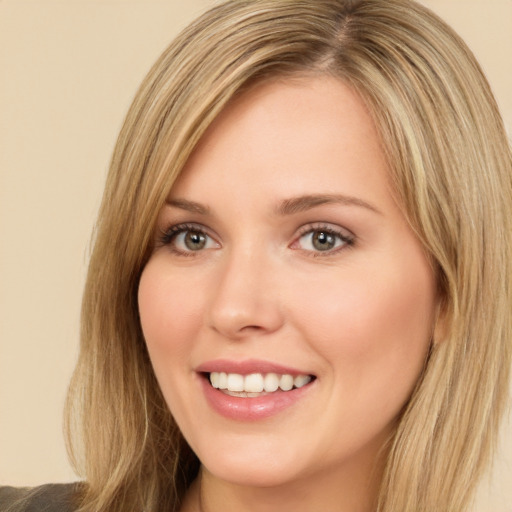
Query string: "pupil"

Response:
xmin=313 ymin=231 xmax=335 ymax=251
xmin=185 ymin=231 xmax=206 ymax=250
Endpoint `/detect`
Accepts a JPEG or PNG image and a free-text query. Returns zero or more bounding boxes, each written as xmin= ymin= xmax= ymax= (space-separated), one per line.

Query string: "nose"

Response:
xmin=207 ymin=248 xmax=284 ymax=340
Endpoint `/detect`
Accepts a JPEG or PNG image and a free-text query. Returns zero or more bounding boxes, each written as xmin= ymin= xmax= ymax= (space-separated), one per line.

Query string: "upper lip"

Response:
xmin=196 ymin=358 xmax=313 ymax=376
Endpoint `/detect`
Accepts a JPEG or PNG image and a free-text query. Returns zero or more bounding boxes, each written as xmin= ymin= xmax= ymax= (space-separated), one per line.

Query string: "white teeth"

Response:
xmin=210 ymin=372 xmax=220 ymax=388
xmin=244 ymin=373 xmax=264 ymax=393
xmin=227 ymin=373 xmax=244 ymax=392
xmin=294 ymin=375 xmax=312 ymax=388
xmin=279 ymin=374 xmax=294 ymax=391
xmin=263 ymin=373 xmax=279 ymax=392
xmin=208 ymin=372 xmax=312 ymax=394
xmin=218 ymin=372 xmax=227 ymax=389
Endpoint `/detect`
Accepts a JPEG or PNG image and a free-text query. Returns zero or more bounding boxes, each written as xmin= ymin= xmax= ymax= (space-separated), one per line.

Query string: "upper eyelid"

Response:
xmin=158 ymin=222 xmax=217 ymax=245
xmin=161 ymin=222 xmax=213 ymax=235
xmin=291 ymin=223 xmax=356 ymax=254
xmin=157 ymin=223 xmax=221 ymax=257
xmin=295 ymin=222 xmax=355 ymax=239
xmin=157 ymin=221 xmax=355 ymax=246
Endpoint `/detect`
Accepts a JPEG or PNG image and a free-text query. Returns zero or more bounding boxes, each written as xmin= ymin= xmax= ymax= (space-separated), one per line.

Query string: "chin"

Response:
xmin=204 ymin=462 xmax=304 ymax=489
xmin=196 ymin=437 xmax=308 ymax=488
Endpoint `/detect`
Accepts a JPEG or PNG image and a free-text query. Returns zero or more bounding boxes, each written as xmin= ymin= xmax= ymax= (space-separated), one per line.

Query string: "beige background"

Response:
xmin=1 ymin=1 xmax=510 ymax=510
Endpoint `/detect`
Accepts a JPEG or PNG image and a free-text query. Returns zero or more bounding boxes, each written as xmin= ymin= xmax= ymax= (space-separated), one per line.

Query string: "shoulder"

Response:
xmin=0 ymin=483 xmax=81 ymax=512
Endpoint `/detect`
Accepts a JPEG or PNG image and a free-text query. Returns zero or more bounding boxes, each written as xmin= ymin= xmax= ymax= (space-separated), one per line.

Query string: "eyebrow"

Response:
xmin=166 ymin=194 xmax=382 ymax=217
xmin=277 ymin=194 xmax=382 ymax=216
xmin=166 ymin=198 xmax=210 ymax=215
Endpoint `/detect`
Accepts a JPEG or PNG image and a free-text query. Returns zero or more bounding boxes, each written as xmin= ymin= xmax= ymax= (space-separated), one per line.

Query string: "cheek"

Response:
xmin=290 ymin=251 xmax=436 ymax=400
xmin=138 ymin=257 xmax=205 ymax=365
xmin=295 ymin=268 xmax=434 ymax=350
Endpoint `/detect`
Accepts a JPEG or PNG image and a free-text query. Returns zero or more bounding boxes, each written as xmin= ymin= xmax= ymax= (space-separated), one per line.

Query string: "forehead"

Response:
xmin=169 ymin=76 xmax=393 ymax=214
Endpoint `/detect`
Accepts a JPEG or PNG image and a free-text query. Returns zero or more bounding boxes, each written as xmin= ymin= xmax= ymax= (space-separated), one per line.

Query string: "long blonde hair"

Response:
xmin=65 ymin=1 xmax=512 ymax=511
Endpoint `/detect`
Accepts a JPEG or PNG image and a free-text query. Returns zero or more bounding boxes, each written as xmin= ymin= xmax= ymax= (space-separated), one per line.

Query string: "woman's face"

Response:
xmin=138 ymin=76 xmax=438 ymax=490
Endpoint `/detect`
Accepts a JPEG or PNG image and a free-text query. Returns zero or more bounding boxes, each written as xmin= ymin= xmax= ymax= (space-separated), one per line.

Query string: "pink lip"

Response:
xmin=195 ymin=359 xmax=315 ymax=421
xmin=196 ymin=358 xmax=311 ymax=376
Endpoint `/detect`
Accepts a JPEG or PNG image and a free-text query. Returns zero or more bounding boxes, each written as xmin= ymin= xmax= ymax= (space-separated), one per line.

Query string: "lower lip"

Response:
xmin=199 ymin=376 xmax=314 ymax=421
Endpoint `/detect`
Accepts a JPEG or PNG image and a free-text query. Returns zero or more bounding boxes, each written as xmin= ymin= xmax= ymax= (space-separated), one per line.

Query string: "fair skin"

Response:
xmin=138 ymin=76 xmax=439 ymax=512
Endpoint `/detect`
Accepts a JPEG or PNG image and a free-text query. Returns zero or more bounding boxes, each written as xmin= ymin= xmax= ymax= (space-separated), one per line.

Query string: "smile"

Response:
xmin=209 ymin=372 xmax=312 ymax=396
xmin=196 ymin=360 xmax=316 ymax=420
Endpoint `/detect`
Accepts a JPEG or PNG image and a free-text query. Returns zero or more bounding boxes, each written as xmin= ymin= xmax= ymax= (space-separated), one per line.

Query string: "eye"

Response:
xmin=160 ymin=224 xmax=219 ymax=255
xmin=293 ymin=226 xmax=353 ymax=254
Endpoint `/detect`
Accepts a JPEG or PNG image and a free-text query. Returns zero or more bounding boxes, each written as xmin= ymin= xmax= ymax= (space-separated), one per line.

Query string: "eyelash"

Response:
xmin=294 ymin=224 xmax=355 ymax=257
xmin=158 ymin=223 xmax=214 ymax=257
xmin=158 ymin=222 xmax=355 ymax=257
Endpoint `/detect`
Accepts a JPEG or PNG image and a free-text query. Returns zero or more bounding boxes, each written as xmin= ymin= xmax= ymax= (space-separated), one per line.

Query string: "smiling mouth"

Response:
xmin=206 ymin=372 xmax=315 ymax=397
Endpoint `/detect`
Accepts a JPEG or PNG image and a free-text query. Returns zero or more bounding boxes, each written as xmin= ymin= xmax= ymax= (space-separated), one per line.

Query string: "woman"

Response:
xmin=3 ymin=0 xmax=510 ymax=511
